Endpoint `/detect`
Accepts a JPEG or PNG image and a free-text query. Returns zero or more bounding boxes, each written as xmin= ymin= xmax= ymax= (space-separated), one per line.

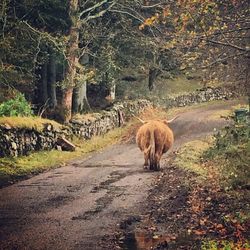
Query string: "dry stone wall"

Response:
xmin=0 ymin=124 xmax=69 ymax=157
xmin=70 ymin=99 xmax=152 ymax=139
xmin=0 ymin=100 xmax=151 ymax=157
xmin=164 ymin=87 xmax=238 ymax=108
xmin=0 ymin=88 xmax=242 ymax=157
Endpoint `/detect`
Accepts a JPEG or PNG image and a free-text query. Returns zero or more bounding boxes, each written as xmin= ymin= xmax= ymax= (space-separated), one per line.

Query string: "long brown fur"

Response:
xmin=136 ymin=120 xmax=174 ymax=171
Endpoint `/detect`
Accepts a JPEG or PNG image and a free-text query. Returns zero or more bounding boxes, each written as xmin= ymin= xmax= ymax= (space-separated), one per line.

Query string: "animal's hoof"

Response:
xmin=149 ymin=165 xmax=155 ymax=171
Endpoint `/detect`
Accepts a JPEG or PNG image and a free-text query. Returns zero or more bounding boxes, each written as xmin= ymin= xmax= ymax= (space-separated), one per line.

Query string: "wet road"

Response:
xmin=0 ymin=100 xmax=239 ymax=250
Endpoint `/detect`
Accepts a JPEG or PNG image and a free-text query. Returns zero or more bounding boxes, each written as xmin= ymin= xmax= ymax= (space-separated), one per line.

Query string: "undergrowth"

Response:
xmin=203 ymin=121 xmax=250 ymax=190
xmin=201 ymin=240 xmax=250 ymax=250
xmin=172 ymin=116 xmax=249 ymax=249
xmin=0 ymin=93 xmax=33 ymax=117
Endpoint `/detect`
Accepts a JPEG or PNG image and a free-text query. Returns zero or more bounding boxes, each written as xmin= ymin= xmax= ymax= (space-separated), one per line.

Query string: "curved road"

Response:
xmin=0 ymin=100 xmax=239 ymax=250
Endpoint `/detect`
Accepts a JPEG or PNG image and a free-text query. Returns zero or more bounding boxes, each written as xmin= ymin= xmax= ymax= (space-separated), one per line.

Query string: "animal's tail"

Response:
xmin=149 ymin=129 xmax=156 ymax=170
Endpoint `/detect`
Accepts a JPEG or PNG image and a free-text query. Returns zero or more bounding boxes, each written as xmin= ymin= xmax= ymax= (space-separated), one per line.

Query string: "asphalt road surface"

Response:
xmin=0 ymin=100 xmax=240 ymax=250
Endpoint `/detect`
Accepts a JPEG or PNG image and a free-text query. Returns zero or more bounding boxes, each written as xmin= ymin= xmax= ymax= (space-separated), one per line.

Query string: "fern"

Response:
xmin=0 ymin=93 xmax=33 ymax=117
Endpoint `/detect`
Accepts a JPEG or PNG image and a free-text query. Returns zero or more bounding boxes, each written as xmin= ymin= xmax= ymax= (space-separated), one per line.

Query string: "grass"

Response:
xmin=0 ymin=127 xmax=125 ymax=187
xmin=173 ymin=119 xmax=250 ymax=189
xmin=206 ymin=104 xmax=249 ymax=121
xmin=201 ymin=240 xmax=250 ymax=250
xmin=203 ymin=123 xmax=250 ymax=190
xmin=117 ymin=74 xmax=203 ymax=101
xmin=172 ymin=111 xmax=249 ymax=249
xmin=0 ymin=116 xmax=63 ymax=131
xmin=173 ymin=137 xmax=213 ymax=179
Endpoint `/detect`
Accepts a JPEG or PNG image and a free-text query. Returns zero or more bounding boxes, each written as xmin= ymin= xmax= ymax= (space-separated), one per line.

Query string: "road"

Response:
xmin=0 ymin=100 xmax=240 ymax=250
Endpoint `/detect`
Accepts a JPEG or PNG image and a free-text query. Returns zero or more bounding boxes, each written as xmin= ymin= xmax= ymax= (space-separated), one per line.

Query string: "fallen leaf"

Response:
xmin=216 ymin=224 xmax=224 ymax=229
xmin=193 ymin=229 xmax=206 ymax=235
xmin=200 ymin=218 xmax=207 ymax=225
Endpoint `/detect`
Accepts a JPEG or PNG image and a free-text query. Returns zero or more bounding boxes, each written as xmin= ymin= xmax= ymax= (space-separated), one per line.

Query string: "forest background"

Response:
xmin=0 ymin=0 xmax=249 ymax=122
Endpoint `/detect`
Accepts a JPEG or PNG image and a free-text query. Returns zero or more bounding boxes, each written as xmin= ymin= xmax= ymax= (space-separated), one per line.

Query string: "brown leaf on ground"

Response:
xmin=193 ymin=229 xmax=206 ymax=235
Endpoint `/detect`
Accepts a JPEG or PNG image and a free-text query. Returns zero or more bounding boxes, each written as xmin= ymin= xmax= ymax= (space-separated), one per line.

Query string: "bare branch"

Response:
xmin=82 ymin=2 xmax=116 ymax=23
xmin=140 ymin=3 xmax=163 ymax=9
xmin=202 ymin=52 xmax=247 ymax=69
xmin=80 ymin=0 xmax=111 ymax=18
xmin=203 ymin=38 xmax=247 ymax=52
xmin=109 ymin=9 xmax=144 ymax=23
xmin=20 ymin=21 xmax=67 ymax=59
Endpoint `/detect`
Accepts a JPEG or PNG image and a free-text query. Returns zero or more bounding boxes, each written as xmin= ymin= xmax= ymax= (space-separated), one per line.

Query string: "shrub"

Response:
xmin=0 ymin=93 xmax=33 ymax=117
xmin=204 ymin=121 xmax=250 ymax=189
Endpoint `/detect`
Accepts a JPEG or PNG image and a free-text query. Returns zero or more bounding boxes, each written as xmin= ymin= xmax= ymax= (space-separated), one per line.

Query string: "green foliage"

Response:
xmin=0 ymin=93 xmax=33 ymax=117
xmin=0 ymin=0 xmax=69 ymax=89
xmin=201 ymin=239 xmax=250 ymax=250
xmin=204 ymin=121 xmax=250 ymax=189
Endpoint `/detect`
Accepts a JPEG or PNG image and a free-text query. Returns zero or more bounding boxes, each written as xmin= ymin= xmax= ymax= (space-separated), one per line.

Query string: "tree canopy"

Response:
xmin=0 ymin=0 xmax=249 ymax=122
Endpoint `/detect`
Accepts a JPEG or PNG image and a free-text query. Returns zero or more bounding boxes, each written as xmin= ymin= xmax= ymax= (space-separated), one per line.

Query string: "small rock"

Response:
xmin=47 ymin=124 xmax=52 ymax=131
xmin=11 ymin=142 xmax=17 ymax=150
xmin=56 ymin=145 xmax=62 ymax=151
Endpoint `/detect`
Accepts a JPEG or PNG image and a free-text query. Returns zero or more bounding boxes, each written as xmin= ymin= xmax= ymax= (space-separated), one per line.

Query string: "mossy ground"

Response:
xmin=0 ymin=116 xmax=63 ymax=131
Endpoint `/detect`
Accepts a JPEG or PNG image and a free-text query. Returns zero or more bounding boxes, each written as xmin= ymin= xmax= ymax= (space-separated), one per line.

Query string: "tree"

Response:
xmin=59 ymin=0 xmax=80 ymax=122
xmin=0 ymin=0 xmax=70 ymax=106
xmin=139 ymin=0 xmax=249 ymax=91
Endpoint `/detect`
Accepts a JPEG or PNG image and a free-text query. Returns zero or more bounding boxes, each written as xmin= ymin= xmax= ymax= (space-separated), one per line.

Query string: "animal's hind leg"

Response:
xmin=154 ymin=153 xmax=161 ymax=171
xmin=143 ymin=151 xmax=149 ymax=168
xmin=155 ymin=162 xmax=160 ymax=171
xmin=149 ymin=161 xmax=155 ymax=170
xmin=143 ymin=146 xmax=152 ymax=168
xmin=149 ymin=159 xmax=157 ymax=170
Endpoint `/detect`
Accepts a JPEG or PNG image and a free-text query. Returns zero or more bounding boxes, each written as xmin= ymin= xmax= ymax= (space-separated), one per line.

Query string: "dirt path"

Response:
xmin=0 ymin=100 xmax=243 ymax=250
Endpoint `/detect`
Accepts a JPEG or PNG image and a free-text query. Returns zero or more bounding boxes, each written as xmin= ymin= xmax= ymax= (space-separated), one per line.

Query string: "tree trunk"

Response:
xmin=109 ymin=83 xmax=116 ymax=101
xmin=105 ymin=82 xmax=116 ymax=103
xmin=148 ymin=68 xmax=160 ymax=91
xmin=72 ymin=81 xmax=90 ymax=114
xmin=48 ymin=50 xmax=57 ymax=108
xmin=60 ymin=0 xmax=79 ymax=123
xmin=61 ymin=87 xmax=73 ymax=122
xmin=41 ymin=62 xmax=48 ymax=103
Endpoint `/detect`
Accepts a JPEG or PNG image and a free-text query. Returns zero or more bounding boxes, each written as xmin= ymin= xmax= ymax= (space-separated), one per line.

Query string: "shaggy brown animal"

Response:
xmin=136 ymin=116 xmax=178 ymax=171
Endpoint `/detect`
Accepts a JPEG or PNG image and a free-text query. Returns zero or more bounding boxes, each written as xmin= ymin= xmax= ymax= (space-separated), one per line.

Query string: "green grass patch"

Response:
xmin=201 ymin=240 xmax=250 ymax=250
xmin=0 ymin=127 xmax=125 ymax=187
xmin=160 ymin=75 xmax=202 ymax=96
xmin=117 ymin=74 xmax=203 ymax=101
xmin=173 ymin=137 xmax=213 ymax=178
xmin=0 ymin=116 xmax=63 ymax=132
xmin=173 ymin=115 xmax=250 ymax=189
